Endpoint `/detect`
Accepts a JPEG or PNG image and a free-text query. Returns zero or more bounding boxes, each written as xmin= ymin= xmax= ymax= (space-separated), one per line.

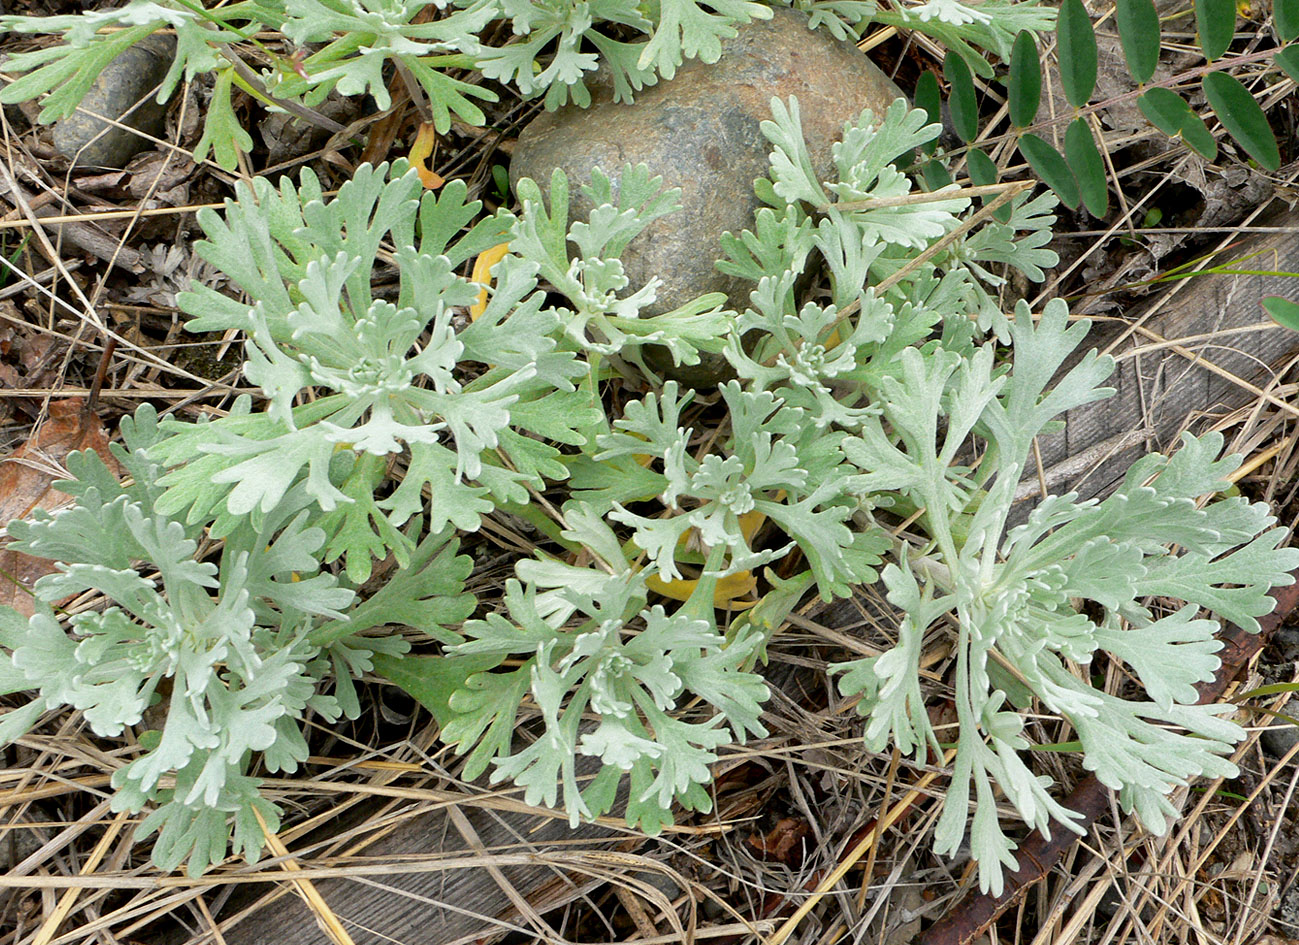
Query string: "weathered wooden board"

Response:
xmin=1034 ymin=207 xmax=1299 ymax=501
xmin=160 ymin=782 xmax=632 ymax=945
xmin=169 ymin=209 xmax=1299 ymax=945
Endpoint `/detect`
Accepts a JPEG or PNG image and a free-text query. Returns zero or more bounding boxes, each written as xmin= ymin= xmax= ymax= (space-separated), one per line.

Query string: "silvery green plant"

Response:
xmin=0 ymin=152 xmax=757 ymax=874
xmin=0 ymin=93 xmax=1294 ymax=895
xmin=151 ymin=162 xmax=588 ymax=584
xmin=709 ymin=97 xmax=1298 ymax=894
xmin=0 ymin=406 xmax=475 ymax=875
xmin=0 ymin=0 xmax=1053 ymax=170
xmin=442 ymin=505 xmax=771 ymax=834
xmin=833 ymin=303 xmax=1299 ymax=894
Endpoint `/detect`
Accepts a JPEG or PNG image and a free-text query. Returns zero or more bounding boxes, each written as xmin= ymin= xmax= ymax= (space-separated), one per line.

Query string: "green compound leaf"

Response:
xmin=1008 ymin=30 xmax=1042 ymax=127
xmin=1263 ymin=296 xmax=1299 ymax=330
xmin=1116 ymin=0 xmax=1161 ymax=83
xmin=915 ymin=70 xmax=942 ymax=154
xmin=1202 ymin=71 xmax=1281 ymax=170
xmin=0 ymin=22 xmax=156 ymax=123
xmin=1277 ymin=0 xmax=1299 ymax=41
xmin=1019 ymin=133 xmax=1080 ymax=209
xmin=1064 ymin=119 xmax=1108 ymax=218
xmin=1137 ymin=87 xmax=1218 ymax=160
xmin=1195 ymin=0 xmax=1236 ymax=60
xmin=944 ymin=50 xmax=978 ymax=143
xmin=1057 ymin=0 xmax=1098 ymax=107
xmin=1274 ymin=45 xmax=1299 ymax=81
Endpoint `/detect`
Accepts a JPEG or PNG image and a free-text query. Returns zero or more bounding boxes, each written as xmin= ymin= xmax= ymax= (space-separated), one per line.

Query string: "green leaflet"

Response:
xmin=1056 ymin=0 xmax=1098 ymax=107
xmin=1115 ymin=0 xmax=1161 ymax=83
xmin=1277 ymin=0 xmax=1299 ymax=41
xmin=944 ymin=49 xmax=979 ymax=143
xmin=1276 ymin=45 xmax=1299 ymax=81
xmin=1138 ymin=87 xmax=1219 ymax=160
xmin=915 ymin=69 xmax=944 ymax=153
xmin=1064 ymin=118 xmax=1109 ymax=218
xmin=1264 ymin=296 xmax=1299 ymax=330
xmin=1018 ymin=134 xmax=1081 ymax=209
xmin=1194 ymin=0 xmax=1237 ymax=60
xmin=1007 ymin=29 xmax=1042 ymax=127
xmin=1202 ymin=71 xmax=1282 ymax=171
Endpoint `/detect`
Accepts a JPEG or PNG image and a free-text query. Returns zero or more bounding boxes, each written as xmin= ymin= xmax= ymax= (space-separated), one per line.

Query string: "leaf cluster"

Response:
xmin=833 ymin=297 xmax=1299 ymax=892
xmin=440 ymin=506 xmax=770 ymax=834
xmin=161 ymin=161 xmax=592 ymax=583
xmin=930 ymin=0 xmax=1298 ymax=218
xmin=0 ymin=0 xmax=1063 ymax=170
xmin=0 ymin=406 xmax=475 ymax=874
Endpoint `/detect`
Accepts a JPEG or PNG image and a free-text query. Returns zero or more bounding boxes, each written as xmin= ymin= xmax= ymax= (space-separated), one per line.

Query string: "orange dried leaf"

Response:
xmin=645 ymin=569 xmax=759 ymax=609
xmin=408 ymin=123 xmax=445 ymax=190
xmin=0 ymin=400 xmax=118 ymax=616
xmin=469 ymin=242 xmax=511 ymax=321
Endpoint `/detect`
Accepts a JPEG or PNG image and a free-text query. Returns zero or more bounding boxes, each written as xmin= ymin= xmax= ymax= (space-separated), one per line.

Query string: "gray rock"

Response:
xmin=1271 ymin=625 xmax=1299 ymax=662
xmin=53 ymin=34 xmax=175 ymax=168
xmin=510 ymin=6 xmax=905 ymax=384
xmin=1261 ymin=722 xmax=1299 ymax=760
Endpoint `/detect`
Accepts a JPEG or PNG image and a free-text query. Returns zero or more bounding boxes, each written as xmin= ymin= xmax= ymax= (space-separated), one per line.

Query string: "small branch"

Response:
xmin=824 ymin=181 xmax=1025 ymax=213
xmin=87 ymin=337 xmax=118 ymax=413
xmin=217 ymin=44 xmax=347 ymax=134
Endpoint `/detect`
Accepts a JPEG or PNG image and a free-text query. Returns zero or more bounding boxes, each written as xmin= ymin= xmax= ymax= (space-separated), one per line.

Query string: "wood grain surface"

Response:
xmin=1035 ymin=210 xmax=1299 ymax=501
xmin=174 ymin=209 xmax=1299 ymax=945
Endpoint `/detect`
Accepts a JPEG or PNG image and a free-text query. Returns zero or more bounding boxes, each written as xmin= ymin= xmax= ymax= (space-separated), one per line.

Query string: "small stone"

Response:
xmin=53 ymin=34 xmax=175 ymax=169
xmin=1271 ymin=625 xmax=1299 ymax=662
xmin=510 ymin=7 xmax=905 ymax=383
xmin=1261 ymin=722 xmax=1299 ymax=760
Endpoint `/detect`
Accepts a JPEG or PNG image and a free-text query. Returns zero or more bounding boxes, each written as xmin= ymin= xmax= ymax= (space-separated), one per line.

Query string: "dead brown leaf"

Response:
xmin=747 ymin=817 xmax=812 ymax=866
xmin=0 ymin=399 xmax=118 ymax=616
